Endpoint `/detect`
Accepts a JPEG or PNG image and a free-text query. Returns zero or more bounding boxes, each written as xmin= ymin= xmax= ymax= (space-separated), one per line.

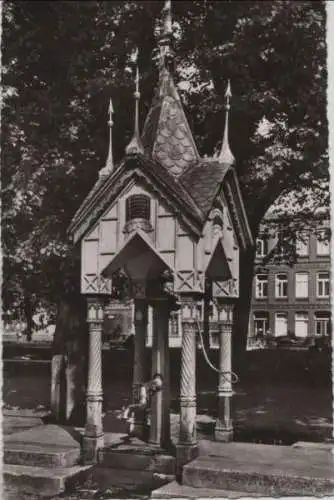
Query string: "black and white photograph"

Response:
xmin=1 ymin=0 xmax=332 ymax=498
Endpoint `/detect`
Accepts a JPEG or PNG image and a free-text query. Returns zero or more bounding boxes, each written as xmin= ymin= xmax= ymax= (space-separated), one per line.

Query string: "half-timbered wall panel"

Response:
xmin=100 ymin=219 xmax=117 ymax=254
xmin=223 ymin=210 xmax=235 ymax=261
xmin=102 ymin=204 xmax=118 ymax=220
xmin=157 ymin=216 xmax=175 ymax=251
xmin=196 ymin=236 xmax=205 ymax=272
xmin=82 ymin=239 xmax=99 ymax=275
xmin=202 ymin=219 xmax=212 ymax=267
xmin=176 ymin=233 xmax=195 ymax=270
xmin=160 ymin=251 xmax=175 ymax=269
xmin=157 ymin=202 xmax=172 ymax=217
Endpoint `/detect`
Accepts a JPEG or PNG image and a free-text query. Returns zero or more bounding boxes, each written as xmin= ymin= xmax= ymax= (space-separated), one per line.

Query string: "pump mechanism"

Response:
xmin=121 ymin=374 xmax=163 ymax=437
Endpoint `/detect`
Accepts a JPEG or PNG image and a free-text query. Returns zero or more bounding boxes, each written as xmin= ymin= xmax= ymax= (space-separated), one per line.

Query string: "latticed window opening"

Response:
xmin=125 ymin=194 xmax=150 ymax=222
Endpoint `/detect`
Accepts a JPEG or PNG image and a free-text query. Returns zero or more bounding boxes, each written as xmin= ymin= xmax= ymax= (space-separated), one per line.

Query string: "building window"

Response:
xmin=315 ymin=312 xmax=331 ymax=337
xmin=275 ymin=273 xmax=288 ymax=298
xmin=275 ymin=312 xmax=288 ymax=337
xmin=256 ymin=238 xmax=268 ymax=258
xmin=255 ymin=274 xmax=268 ymax=298
xmin=125 ymin=194 xmax=150 ymax=222
xmin=295 ymin=272 xmax=309 ymax=298
xmin=253 ymin=312 xmax=269 ymax=338
xmin=295 ymin=312 xmax=309 ymax=338
xmin=317 ymin=272 xmax=330 ymax=298
xmin=296 ymin=232 xmax=309 ymax=256
xmin=316 ymin=231 xmax=330 ymax=256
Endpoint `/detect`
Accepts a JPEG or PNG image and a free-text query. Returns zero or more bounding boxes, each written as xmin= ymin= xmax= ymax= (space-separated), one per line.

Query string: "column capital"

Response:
xmin=214 ymin=297 xmax=236 ymax=323
xmin=86 ymin=296 xmax=104 ymax=324
xmin=179 ymin=292 xmax=203 ymax=323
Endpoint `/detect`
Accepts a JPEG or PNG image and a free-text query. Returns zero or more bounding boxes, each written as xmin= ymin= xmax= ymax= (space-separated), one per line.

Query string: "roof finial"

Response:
xmin=163 ymin=0 xmax=172 ymax=36
xmin=157 ymin=0 xmax=174 ymax=72
xmin=218 ymin=79 xmax=235 ymax=165
xmin=125 ymin=49 xmax=144 ymax=156
xmin=99 ymin=98 xmax=115 ymax=178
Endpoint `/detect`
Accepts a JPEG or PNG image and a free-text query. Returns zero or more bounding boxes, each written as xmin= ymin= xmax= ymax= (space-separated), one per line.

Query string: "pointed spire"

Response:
xmin=99 ymin=98 xmax=115 ymax=178
xmin=125 ymin=52 xmax=144 ymax=156
xmin=218 ymin=80 xmax=235 ymax=165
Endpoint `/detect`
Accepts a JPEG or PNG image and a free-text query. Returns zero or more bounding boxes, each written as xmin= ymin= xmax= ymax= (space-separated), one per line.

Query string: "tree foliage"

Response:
xmin=2 ymin=1 xmax=327 ymax=351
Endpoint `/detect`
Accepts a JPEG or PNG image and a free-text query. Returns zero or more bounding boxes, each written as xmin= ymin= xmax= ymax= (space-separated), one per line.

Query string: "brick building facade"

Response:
xmin=249 ymin=219 xmax=331 ymax=342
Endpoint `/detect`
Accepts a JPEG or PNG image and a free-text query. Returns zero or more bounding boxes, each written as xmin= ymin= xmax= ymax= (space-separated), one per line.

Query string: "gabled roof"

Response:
xmin=180 ymin=159 xmax=253 ymax=250
xmin=101 ymin=228 xmax=174 ymax=280
xmin=180 ymin=159 xmax=230 ymax=217
xmin=68 ymin=153 xmax=204 ymax=244
xmin=141 ymin=67 xmax=199 ymax=178
xmin=69 ymin=150 xmax=253 ymax=251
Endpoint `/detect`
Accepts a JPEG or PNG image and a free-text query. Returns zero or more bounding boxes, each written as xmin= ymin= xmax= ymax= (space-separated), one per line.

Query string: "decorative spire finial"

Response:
xmin=163 ymin=0 xmax=172 ymax=36
xmin=157 ymin=0 xmax=174 ymax=72
xmin=99 ymin=98 xmax=115 ymax=178
xmin=218 ymin=79 xmax=235 ymax=165
xmin=125 ymin=50 xmax=144 ymax=156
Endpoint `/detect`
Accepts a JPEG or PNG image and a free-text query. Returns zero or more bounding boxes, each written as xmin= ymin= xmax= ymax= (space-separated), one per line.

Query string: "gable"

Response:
xmin=68 ymin=154 xmax=204 ymax=244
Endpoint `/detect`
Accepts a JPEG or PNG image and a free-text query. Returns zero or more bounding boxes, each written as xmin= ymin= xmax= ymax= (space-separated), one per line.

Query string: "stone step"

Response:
xmin=183 ymin=442 xmax=334 ymax=496
xmin=151 ymin=480 xmax=263 ymax=498
xmin=99 ymin=447 xmax=176 ymax=475
xmin=4 ymin=442 xmax=81 ymax=468
xmin=91 ymin=466 xmax=174 ymax=489
xmin=4 ymin=463 xmax=92 ymax=498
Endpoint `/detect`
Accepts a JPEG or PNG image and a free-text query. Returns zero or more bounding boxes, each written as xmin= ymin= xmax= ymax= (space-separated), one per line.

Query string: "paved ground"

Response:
xmin=3 ymin=414 xmax=334 ymax=500
xmin=4 ymin=358 xmax=332 ymax=442
xmin=3 ymin=349 xmax=333 ymax=498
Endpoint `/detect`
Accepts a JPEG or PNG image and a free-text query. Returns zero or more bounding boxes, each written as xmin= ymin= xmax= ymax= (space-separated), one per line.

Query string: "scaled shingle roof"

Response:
xmin=142 ymin=67 xmax=199 ymax=178
xmin=180 ymin=160 xmax=231 ymax=218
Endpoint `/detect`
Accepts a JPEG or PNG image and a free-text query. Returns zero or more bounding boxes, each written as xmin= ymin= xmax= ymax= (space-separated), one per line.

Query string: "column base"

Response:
xmin=82 ymin=433 xmax=104 ymax=464
xmin=176 ymin=442 xmax=199 ymax=470
xmin=214 ymin=423 xmax=234 ymax=442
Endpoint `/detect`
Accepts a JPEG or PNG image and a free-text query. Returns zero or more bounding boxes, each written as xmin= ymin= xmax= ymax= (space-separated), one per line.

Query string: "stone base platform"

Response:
xmin=4 ymin=424 xmax=91 ymax=498
xmin=4 ymin=424 xmax=82 ymax=468
xmin=4 ymin=463 xmax=91 ymax=498
xmin=3 ymin=426 xmax=175 ymax=497
xmin=151 ymin=480 xmax=264 ymax=498
xmin=92 ymin=433 xmax=175 ymax=490
xmin=178 ymin=439 xmax=334 ymax=497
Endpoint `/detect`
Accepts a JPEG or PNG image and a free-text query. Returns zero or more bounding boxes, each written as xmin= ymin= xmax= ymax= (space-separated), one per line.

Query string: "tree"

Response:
xmin=2 ymin=1 xmax=327 ymax=365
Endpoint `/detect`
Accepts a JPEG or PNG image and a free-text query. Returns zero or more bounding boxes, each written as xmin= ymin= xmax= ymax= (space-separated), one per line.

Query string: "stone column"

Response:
xmin=82 ymin=297 xmax=104 ymax=464
xmin=148 ymin=297 xmax=173 ymax=449
xmin=132 ymin=295 xmax=148 ymax=439
xmin=176 ymin=294 xmax=202 ymax=467
xmin=214 ymin=299 xmax=235 ymax=442
xmin=50 ymin=354 xmax=65 ymax=421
